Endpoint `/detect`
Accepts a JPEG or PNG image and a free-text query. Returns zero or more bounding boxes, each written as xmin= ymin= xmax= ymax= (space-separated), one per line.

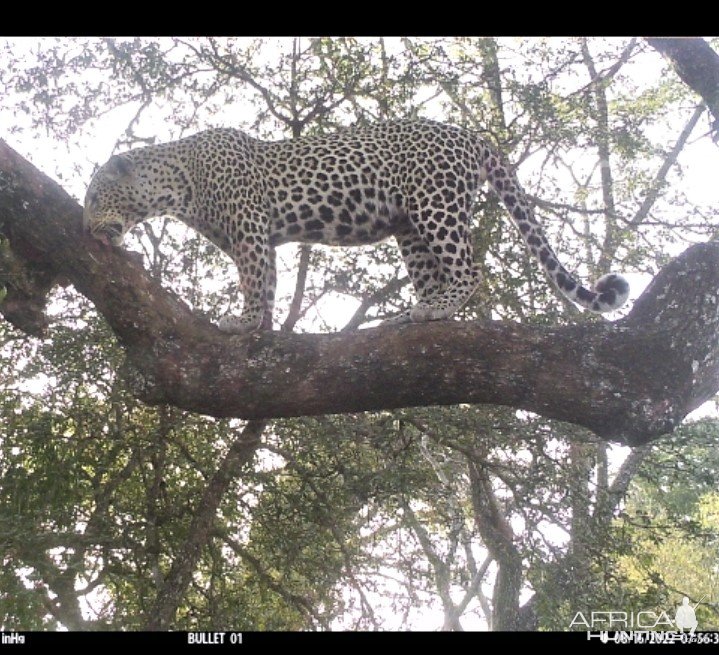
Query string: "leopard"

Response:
xmin=83 ymin=119 xmax=629 ymax=332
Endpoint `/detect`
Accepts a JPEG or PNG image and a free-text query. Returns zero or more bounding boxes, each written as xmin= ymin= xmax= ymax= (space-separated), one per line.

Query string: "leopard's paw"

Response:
xmin=217 ymin=314 xmax=263 ymax=334
xmin=409 ymin=303 xmax=452 ymax=323
xmin=380 ymin=310 xmax=413 ymax=327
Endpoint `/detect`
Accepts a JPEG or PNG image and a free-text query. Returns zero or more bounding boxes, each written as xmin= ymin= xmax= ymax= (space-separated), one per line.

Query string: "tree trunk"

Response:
xmin=2 ymin=139 xmax=719 ymax=446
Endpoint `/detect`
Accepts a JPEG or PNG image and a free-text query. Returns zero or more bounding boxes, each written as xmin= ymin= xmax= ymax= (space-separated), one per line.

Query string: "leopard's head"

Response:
xmin=84 ymin=152 xmax=152 ymax=246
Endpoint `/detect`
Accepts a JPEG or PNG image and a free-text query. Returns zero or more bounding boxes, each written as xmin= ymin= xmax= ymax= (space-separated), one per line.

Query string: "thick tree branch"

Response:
xmin=647 ymin=37 xmax=719 ymax=137
xmin=1 ymin=140 xmax=719 ymax=446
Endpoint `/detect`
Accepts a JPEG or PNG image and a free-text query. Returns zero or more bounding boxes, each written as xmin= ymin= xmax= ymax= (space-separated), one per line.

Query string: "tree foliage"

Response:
xmin=1 ymin=37 xmax=719 ymax=631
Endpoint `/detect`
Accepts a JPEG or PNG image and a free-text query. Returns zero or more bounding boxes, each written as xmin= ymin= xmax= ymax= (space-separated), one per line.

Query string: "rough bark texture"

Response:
xmin=647 ymin=37 xmax=719 ymax=134
xmin=2 ymin=139 xmax=719 ymax=446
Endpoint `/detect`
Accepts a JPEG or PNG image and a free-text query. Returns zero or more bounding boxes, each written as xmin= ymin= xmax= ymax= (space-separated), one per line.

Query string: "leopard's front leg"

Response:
xmin=218 ymin=217 xmax=275 ymax=334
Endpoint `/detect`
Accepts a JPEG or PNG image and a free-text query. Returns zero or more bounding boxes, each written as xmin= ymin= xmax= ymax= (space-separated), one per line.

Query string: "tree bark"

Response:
xmin=647 ymin=37 xmax=719 ymax=135
xmin=1 ymin=139 xmax=719 ymax=446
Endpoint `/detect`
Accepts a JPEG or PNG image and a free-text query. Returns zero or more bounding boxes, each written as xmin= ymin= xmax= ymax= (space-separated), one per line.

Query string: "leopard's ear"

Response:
xmin=104 ymin=154 xmax=134 ymax=181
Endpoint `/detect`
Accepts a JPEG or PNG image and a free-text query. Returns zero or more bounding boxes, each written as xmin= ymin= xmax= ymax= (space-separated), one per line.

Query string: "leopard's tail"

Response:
xmin=482 ymin=155 xmax=629 ymax=314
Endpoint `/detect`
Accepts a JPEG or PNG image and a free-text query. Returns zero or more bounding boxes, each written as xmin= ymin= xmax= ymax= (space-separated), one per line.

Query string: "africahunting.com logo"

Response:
xmin=569 ymin=595 xmax=715 ymax=643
